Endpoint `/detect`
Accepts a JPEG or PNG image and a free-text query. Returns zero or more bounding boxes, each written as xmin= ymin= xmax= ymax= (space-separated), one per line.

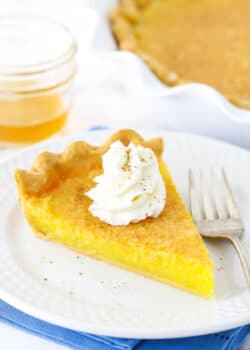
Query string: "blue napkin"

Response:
xmin=0 ymin=299 xmax=249 ymax=350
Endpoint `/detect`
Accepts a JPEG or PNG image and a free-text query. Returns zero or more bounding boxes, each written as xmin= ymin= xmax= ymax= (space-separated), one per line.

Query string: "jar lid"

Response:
xmin=0 ymin=16 xmax=77 ymax=74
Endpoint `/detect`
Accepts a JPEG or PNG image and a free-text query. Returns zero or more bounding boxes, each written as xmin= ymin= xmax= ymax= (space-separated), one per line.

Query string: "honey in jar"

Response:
xmin=0 ymin=16 xmax=77 ymax=145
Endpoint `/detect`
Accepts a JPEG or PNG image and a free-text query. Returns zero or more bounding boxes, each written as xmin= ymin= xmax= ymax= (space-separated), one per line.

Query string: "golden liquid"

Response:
xmin=0 ymin=94 xmax=68 ymax=143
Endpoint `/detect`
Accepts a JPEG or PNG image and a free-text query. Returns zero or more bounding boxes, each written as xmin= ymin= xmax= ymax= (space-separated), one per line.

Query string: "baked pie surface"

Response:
xmin=15 ymin=129 xmax=214 ymax=298
xmin=110 ymin=0 xmax=250 ymax=108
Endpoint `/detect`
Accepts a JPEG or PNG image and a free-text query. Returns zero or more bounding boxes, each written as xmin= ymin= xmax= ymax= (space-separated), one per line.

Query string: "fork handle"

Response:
xmin=229 ymin=236 xmax=250 ymax=292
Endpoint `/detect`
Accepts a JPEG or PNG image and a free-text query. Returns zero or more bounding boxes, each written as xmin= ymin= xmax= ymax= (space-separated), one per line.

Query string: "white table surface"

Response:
xmin=0 ymin=323 xmax=67 ymax=350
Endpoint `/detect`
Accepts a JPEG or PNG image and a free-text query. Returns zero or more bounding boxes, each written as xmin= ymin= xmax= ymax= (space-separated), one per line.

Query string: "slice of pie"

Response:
xmin=15 ymin=129 xmax=214 ymax=298
xmin=110 ymin=0 xmax=250 ymax=109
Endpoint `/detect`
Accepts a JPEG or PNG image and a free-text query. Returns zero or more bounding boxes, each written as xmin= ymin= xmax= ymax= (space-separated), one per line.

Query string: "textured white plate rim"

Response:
xmin=0 ymin=285 xmax=249 ymax=339
xmin=1 ymin=127 xmax=249 ymax=165
xmin=0 ymin=129 xmax=250 ymax=339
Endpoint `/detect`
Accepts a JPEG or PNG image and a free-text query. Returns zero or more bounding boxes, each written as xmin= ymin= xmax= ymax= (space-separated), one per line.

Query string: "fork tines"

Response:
xmin=189 ymin=168 xmax=241 ymax=223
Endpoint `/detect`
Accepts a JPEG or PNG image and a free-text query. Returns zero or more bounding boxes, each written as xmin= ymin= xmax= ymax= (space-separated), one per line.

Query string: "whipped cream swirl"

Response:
xmin=86 ymin=141 xmax=166 ymax=226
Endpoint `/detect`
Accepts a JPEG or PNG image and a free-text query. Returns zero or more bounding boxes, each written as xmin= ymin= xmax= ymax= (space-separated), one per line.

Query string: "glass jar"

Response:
xmin=0 ymin=16 xmax=77 ymax=145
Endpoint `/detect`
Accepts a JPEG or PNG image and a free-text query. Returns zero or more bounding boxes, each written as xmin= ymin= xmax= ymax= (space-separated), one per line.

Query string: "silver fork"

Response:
xmin=189 ymin=168 xmax=250 ymax=292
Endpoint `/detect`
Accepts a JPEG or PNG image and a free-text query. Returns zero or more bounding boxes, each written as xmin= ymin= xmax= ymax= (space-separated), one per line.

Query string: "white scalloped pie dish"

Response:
xmin=0 ymin=129 xmax=249 ymax=338
xmin=74 ymin=0 xmax=250 ymax=149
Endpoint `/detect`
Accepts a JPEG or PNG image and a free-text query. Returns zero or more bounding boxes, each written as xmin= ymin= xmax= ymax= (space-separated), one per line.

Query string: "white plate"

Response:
xmin=0 ymin=129 xmax=250 ymax=339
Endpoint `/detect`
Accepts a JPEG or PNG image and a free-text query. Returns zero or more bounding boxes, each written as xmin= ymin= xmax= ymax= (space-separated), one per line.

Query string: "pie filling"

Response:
xmin=15 ymin=129 xmax=214 ymax=298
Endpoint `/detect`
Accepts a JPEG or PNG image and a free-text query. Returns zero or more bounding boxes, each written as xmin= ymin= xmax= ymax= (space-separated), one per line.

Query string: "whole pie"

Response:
xmin=15 ymin=130 xmax=214 ymax=298
xmin=110 ymin=0 xmax=250 ymax=108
